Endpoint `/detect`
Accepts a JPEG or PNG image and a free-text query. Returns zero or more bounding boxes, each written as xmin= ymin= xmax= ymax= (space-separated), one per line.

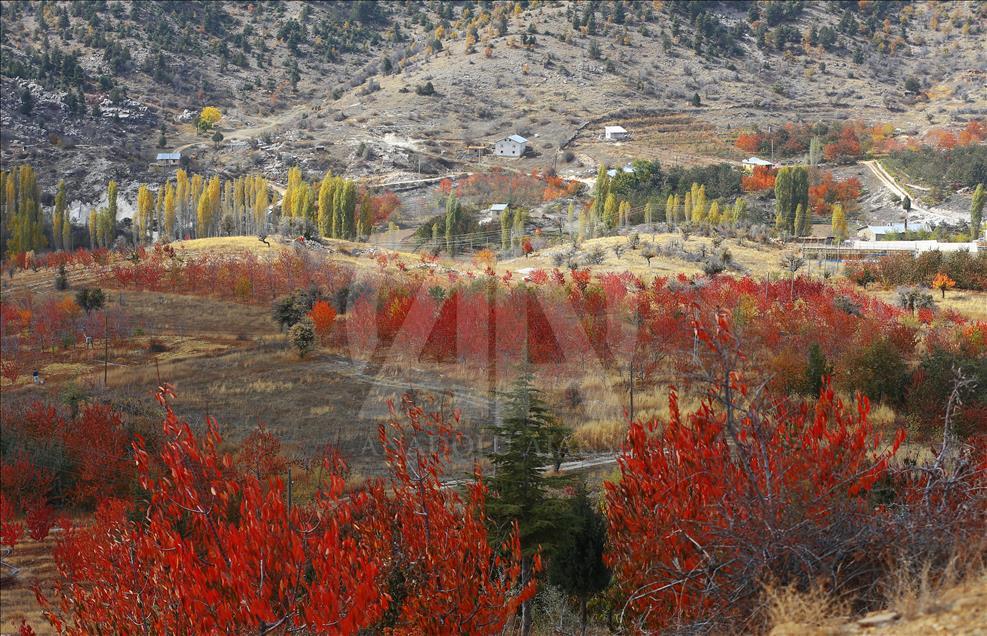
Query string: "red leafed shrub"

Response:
xmin=0 ymin=495 xmax=24 ymax=548
xmin=605 ymin=312 xmax=904 ymax=632
xmin=741 ymin=165 xmax=777 ymax=192
xmin=1 ymin=402 xmax=136 ymax=515
xmin=39 ymin=387 xmax=531 ymax=634
xmin=823 ymin=127 xmax=862 ymax=163
xmin=375 ymin=396 xmax=536 ymax=631
xmin=308 ymin=299 xmax=337 ymax=344
xmin=237 ymin=424 xmax=290 ymax=481
xmin=809 ymin=171 xmax=862 ymax=215
xmin=735 ymin=131 xmax=762 ymax=154
xmin=26 ymin=503 xmax=56 ymax=541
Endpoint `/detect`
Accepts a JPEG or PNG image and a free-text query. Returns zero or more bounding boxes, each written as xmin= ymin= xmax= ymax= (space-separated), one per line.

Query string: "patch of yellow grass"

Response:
xmin=171 ymin=235 xmax=287 ymax=255
xmin=765 ymin=581 xmax=850 ymax=635
xmin=863 ymin=289 xmax=987 ymax=321
xmin=500 ymin=233 xmax=787 ymax=278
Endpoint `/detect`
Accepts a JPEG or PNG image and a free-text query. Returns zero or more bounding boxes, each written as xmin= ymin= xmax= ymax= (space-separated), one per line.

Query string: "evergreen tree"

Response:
xmin=548 ymin=483 xmax=610 ymax=636
xmin=487 ymin=373 xmax=568 ymax=636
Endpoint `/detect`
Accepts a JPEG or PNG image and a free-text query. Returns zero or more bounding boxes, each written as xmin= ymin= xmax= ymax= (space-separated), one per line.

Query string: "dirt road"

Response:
xmin=862 ymin=160 xmax=967 ymax=225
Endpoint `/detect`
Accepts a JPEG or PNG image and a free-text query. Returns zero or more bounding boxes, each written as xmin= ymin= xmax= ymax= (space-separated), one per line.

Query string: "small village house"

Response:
xmin=741 ymin=156 xmax=776 ymax=171
xmin=479 ymin=203 xmax=509 ymax=225
xmin=494 ymin=135 xmax=528 ymax=158
xmin=858 ymin=222 xmax=931 ymax=241
xmin=156 ymin=151 xmax=182 ymax=167
xmin=604 ymin=125 xmax=629 ymax=141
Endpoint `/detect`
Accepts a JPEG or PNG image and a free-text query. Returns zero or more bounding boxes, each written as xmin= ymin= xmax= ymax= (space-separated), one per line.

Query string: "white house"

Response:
xmin=156 ymin=151 xmax=181 ymax=166
xmin=494 ymin=135 xmax=528 ymax=158
xmin=479 ymin=203 xmax=509 ymax=225
xmin=604 ymin=125 xmax=629 ymax=141
xmin=858 ymin=222 xmax=931 ymax=241
xmin=741 ymin=156 xmax=776 ymax=171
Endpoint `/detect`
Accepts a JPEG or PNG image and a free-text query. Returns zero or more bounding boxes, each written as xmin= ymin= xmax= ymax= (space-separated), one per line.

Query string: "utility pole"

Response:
xmin=286 ymin=467 xmax=292 ymax=514
xmin=103 ymin=312 xmax=108 ymax=386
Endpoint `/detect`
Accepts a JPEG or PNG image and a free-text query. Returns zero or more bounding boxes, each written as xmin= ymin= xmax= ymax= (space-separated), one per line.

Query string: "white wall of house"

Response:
xmin=494 ymin=139 xmax=526 ymax=157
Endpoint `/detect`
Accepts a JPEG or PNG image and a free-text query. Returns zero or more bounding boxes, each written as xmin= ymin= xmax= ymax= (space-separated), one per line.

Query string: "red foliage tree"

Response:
xmin=604 ymin=312 xmax=905 ymax=632
xmin=735 ymin=131 xmax=762 ymax=154
xmin=809 ymin=172 xmax=863 ymax=215
xmin=237 ymin=424 xmax=291 ymax=481
xmin=308 ymin=300 xmax=337 ymax=344
xmin=741 ymin=165 xmax=777 ymax=192
xmin=925 ymin=128 xmax=957 ymax=150
xmin=823 ymin=126 xmax=862 ymax=163
xmin=39 ymin=388 xmax=531 ymax=634
xmin=375 ymin=396 xmax=536 ymax=631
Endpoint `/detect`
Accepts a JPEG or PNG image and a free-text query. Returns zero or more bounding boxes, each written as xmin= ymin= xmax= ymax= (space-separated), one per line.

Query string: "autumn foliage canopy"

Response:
xmin=36 ymin=388 xmax=533 ymax=635
xmin=605 ymin=312 xmax=905 ymax=631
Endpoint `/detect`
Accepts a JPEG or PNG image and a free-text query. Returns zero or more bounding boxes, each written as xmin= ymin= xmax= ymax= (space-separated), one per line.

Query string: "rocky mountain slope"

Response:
xmin=2 ymin=0 xmax=985 ymax=207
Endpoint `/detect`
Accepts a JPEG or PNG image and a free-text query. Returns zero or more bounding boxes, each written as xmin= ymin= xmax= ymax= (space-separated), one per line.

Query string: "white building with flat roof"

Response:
xmin=604 ymin=125 xmax=629 ymax=141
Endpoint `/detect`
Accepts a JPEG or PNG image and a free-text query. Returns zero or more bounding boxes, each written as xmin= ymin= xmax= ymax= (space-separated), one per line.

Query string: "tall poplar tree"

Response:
xmin=52 ymin=180 xmax=66 ymax=250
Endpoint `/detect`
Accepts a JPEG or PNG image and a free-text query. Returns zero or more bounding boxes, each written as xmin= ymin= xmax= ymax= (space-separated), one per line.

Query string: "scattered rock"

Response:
xmin=856 ymin=611 xmax=900 ymax=628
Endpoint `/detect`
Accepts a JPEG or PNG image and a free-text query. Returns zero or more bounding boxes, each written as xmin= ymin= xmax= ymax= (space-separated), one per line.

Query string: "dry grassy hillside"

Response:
xmin=2 ymin=1 xmax=984 ymax=203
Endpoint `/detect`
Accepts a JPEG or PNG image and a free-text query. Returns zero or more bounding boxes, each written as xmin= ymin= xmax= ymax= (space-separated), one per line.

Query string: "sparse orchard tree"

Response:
xmin=931 ymin=272 xmax=956 ymax=299
xmin=75 ymin=287 xmax=106 ymax=315
xmin=288 ymin=317 xmax=316 ymax=358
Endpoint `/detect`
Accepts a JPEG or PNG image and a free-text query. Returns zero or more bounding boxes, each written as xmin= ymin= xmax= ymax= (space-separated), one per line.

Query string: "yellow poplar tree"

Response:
xmin=163 ymin=182 xmax=176 ymax=239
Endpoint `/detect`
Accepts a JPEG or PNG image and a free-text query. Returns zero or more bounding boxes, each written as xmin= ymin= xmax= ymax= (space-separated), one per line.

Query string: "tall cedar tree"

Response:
xmin=548 ymin=482 xmax=610 ymax=636
xmin=486 ymin=373 xmax=568 ymax=635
